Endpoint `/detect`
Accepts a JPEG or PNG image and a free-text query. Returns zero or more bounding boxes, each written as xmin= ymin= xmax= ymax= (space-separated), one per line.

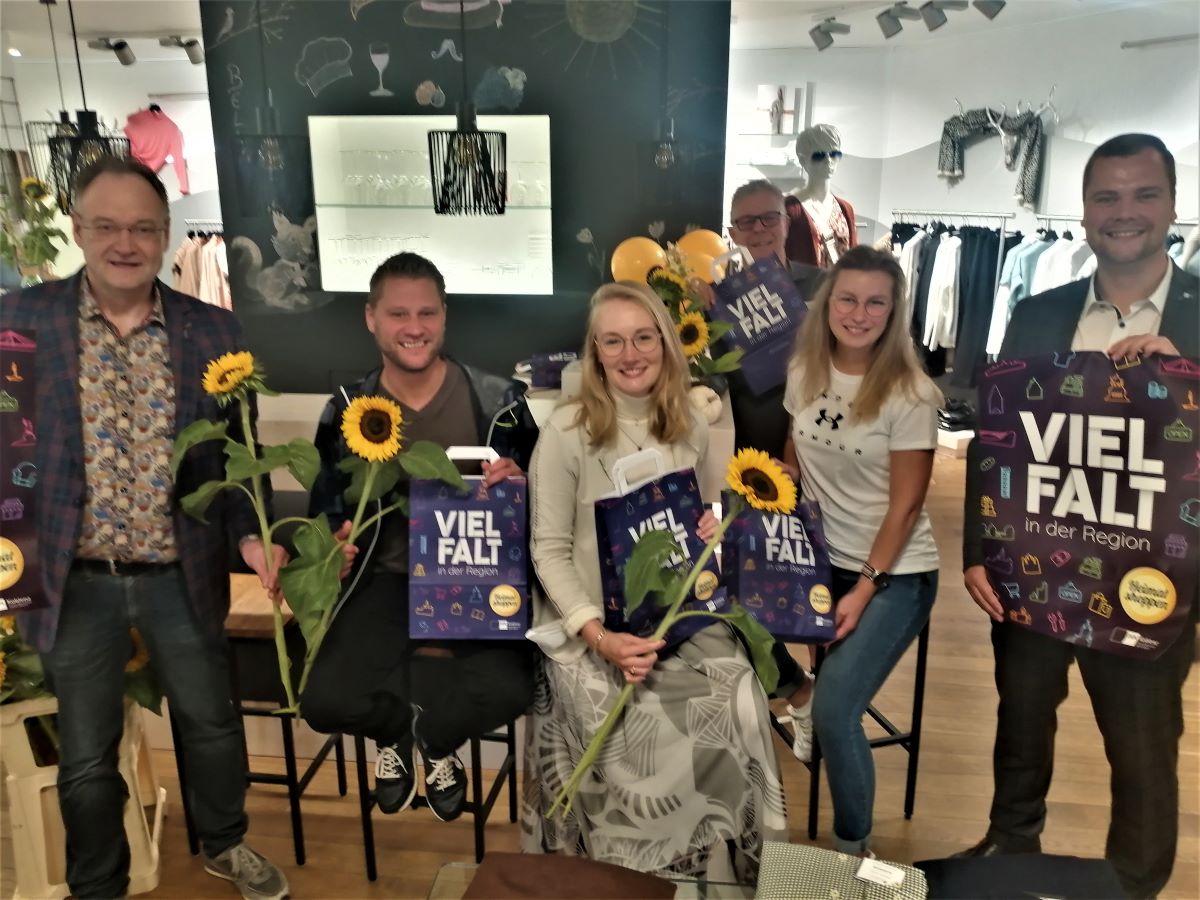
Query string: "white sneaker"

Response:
xmin=778 ymin=696 xmax=814 ymax=762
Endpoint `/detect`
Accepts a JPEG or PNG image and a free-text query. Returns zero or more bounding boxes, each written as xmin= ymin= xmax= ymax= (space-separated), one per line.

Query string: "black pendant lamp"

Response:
xmin=427 ymin=1 xmax=506 ymax=215
xmin=46 ymin=0 xmax=131 ymax=213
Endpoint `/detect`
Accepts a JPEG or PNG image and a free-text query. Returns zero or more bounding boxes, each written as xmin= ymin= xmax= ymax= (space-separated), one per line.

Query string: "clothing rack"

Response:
xmin=891 ymin=208 xmax=1016 ymax=298
xmin=184 ymin=218 xmax=223 ymax=227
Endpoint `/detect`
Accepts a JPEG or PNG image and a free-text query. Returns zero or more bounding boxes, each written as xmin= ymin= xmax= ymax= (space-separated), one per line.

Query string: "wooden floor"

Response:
xmin=3 ymin=454 xmax=1197 ymax=898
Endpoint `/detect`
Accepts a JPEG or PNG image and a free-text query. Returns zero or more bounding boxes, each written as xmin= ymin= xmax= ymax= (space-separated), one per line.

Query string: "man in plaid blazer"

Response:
xmin=1 ymin=158 xmax=288 ymax=900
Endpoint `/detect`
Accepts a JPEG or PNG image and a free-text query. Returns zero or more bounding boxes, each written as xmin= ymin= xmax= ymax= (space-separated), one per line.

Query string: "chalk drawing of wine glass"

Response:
xmin=369 ymin=42 xmax=394 ymax=97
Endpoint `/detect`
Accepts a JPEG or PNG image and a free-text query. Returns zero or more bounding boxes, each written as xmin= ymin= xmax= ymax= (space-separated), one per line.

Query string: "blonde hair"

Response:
xmin=575 ymin=281 xmax=693 ymax=448
xmin=790 ymin=246 xmax=941 ymax=423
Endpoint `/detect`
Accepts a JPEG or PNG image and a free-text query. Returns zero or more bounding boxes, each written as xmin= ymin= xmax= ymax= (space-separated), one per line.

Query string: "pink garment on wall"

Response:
xmin=123 ymin=108 xmax=190 ymax=194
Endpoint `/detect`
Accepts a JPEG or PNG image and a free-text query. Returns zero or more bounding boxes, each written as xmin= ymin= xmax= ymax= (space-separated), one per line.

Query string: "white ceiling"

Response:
xmin=730 ymin=0 xmax=1197 ymax=51
xmin=1 ymin=0 xmax=203 ymax=62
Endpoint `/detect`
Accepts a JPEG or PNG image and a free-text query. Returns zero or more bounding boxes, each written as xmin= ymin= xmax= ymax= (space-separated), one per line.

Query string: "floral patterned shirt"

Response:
xmin=75 ymin=275 xmax=179 ymax=562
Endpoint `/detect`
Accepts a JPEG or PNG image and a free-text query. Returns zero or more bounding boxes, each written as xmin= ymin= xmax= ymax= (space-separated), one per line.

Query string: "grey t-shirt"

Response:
xmin=371 ymin=363 xmax=482 ymax=575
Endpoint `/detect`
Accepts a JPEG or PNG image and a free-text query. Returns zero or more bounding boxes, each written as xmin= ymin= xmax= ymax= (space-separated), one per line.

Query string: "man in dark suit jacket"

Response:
xmin=1 ymin=158 xmax=288 ymax=900
xmin=958 ymin=134 xmax=1198 ymax=898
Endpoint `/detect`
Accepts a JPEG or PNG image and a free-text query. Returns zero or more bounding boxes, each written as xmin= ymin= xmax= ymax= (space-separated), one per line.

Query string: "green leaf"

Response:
xmin=282 ymin=439 xmax=321 ymax=491
xmin=706 ymin=320 xmax=733 ymax=341
xmin=398 ymin=440 xmax=469 ymax=493
xmin=338 ymin=455 xmax=403 ymax=505
xmin=180 ymin=480 xmax=232 ymax=523
xmin=726 ymin=605 xmax=780 ymax=694
xmin=224 ymin=440 xmax=271 ymax=481
xmin=125 ymin=670 xmax=163 ymax=715
xmin=623 ymin=529 xmax=682 ymax=617
xmin=708 ymin=348 xmax=745 ymax=374
xmin=277 ymin=514 xmax=343 ymax=645
xmin=171 ymin=419 xmax=228 ymax=476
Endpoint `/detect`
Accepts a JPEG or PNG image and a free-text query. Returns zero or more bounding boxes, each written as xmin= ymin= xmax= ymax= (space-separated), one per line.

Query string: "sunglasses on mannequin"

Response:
xmin=810 ymin=150 xmax=844 ymax=162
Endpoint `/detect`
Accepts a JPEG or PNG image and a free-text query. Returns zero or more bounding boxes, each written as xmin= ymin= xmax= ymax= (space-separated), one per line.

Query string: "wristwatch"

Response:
xmin=859 ymin=563 xmax=891 ymax=591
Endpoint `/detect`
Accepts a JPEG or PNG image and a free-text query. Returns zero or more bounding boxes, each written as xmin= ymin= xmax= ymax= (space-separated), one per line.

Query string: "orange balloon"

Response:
xmin=677 ymin=229 xmax=727 ymax=262
xmin=682 ymin=252 xmax=719 ymax=284
xmin=611 ymin=236 xmax=668 ymax=284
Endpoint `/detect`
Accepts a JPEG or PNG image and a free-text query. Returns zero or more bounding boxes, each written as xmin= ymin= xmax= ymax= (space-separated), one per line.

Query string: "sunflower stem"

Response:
xmin=350 ymin=497 xmax=405 ymax=536
xmin=551 ymin=502 xmax=742 ymax=817
xmin=238 ymin=394 xmax=297 ymax=712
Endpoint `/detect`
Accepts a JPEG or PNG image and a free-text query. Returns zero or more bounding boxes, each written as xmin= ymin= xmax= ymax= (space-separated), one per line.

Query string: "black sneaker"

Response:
xmin=374 ymin=735 xmax=417 ymax=814
xmin=420 ymin=745 xmax=468 ymax=822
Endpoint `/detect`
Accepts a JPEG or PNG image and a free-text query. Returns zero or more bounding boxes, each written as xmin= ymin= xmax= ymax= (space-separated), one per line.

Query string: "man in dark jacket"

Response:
xmin=1 ymin=158 xmax=287 ymax=900
xmin=301 ymin=252 xmax=535 ymax=822
xmin=958 ymin=134 xmax=1198 ymax=899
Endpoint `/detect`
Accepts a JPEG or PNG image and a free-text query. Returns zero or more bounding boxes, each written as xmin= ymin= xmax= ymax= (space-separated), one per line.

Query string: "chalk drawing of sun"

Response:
xmin=529 ymin=0 xmax=664 ymax=79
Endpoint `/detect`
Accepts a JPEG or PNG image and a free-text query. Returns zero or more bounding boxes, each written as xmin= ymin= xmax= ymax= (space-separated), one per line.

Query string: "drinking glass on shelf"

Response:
xmin=370 ymin=43 xmax=394 ymax=97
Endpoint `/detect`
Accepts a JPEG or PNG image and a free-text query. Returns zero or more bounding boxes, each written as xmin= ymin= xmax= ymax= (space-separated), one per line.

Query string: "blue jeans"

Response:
xmin=43 ymin=565 xmax=247 ymax=898
xmin=812 ymin=567 xmax=937 ymax=853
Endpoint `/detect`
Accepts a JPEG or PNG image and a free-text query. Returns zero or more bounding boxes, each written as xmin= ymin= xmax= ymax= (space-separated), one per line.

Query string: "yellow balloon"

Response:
xmin=682 ymin=252 xmax=719 ymax=284
xmin=611 ymin=236 xmax=668 ymax=284
xmin=677 ymin=229 xmax=727 ymax=262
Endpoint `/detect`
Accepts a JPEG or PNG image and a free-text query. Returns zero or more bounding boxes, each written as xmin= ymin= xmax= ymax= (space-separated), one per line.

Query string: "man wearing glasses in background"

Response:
xmin=1 ymin=157 xmax=288 ymax=900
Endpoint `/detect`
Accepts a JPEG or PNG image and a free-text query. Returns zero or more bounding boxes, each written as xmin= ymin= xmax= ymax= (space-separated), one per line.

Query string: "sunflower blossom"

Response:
xmin=727 ymin=448 xmax=797 ymax=514
xmin=0 ymin=650 xmax=6 ymax=687
xmin=342 ymin=396 xmax=403 ymax=462
xmin=125 ymin=629 xmax=151 ymax=673
xmin=202 ymin=351 xmax=256 ymax=399
xmin=0 ymin=615 xmax=14 ymax=635
xmin=648 ymin=269 xmax=689 ymax=307
xmin=676 ymin=313 xmax=710 ymax=358
xmin=20 ymin=177 xmax=49 ymax=202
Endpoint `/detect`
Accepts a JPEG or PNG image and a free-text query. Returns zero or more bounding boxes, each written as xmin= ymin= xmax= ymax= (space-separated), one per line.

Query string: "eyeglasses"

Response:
xmin=595 ymin=331 xmax=662 ymax=358
xmin=730 ymin=211 xmax=784 ymax=231
xmin=77 ymin=221 xmax=167 ymax=241
xmin=832 ymin=295 xmax=892 ymax=319
xmin=810 ymin=150 xmax=844 ymax=163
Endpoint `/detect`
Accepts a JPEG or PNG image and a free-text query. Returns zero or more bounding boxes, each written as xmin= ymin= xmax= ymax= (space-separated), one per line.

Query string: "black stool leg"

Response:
xmin=904 ymin=621 xmax=931 ymax=819
xmin=506 ymin=721 xmax=518 ymax=823
xmin=335 ymin=733 xmax=348 ymax=797
xmin=169 ymin=709 xmax=200 ymax=856
xmin=354 ymin=735 xmax=378 ymax=881
xmin=807 ymin=644 xmax=825 ymax=840
xmin=471 ymin=735 xmax=485 ymax=863
xmin=280 ymin=716 xmax=305 ymax=865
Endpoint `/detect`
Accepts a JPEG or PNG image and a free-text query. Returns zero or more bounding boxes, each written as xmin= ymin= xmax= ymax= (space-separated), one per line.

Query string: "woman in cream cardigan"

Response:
xmin=520 ymin=281 xmax=786 ymax=881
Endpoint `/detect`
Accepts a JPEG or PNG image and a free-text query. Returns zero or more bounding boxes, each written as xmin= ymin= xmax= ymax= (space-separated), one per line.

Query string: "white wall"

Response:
xmin=728 ymin=2 xmax=1200 ymax=241
xmin=8 ymin=57 xmax=222 ymax=279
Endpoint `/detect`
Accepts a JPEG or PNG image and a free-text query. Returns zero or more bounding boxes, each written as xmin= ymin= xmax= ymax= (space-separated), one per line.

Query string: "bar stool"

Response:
xmin=352 ymin=720 xmax=519 ymax=880
xmin=772 ymin=619 xmax=931 ymax=839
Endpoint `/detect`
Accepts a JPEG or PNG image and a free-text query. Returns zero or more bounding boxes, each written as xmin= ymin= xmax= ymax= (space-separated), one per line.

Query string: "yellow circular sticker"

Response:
xmin=809 ymin=584 xmax=832 ymax=614
xmin=489 ymin=585 xmax=522 ymax=617
xmin=1118 ymin=567 xmax=1176 ymax=625
xmin=0 ymin=538 xmax=25 ymax=591
xmin=694 ymin=570 xmax=719 ymax=601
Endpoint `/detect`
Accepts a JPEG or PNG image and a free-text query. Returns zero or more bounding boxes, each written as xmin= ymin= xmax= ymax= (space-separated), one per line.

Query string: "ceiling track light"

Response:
xmin=809 ymin=17 xmax=850 ymax=52
xmin=877 ymin=2 xmax=921 ymax=38
xmin=972 ymin=1 xmax=1006 ymax=20
xmin=159 ymin=35 xmax=205 ymax=65
xmin=87 ymin=36 xmax=136 ymax=65
xmin=919 ymin=0 xmax=968 ymax=32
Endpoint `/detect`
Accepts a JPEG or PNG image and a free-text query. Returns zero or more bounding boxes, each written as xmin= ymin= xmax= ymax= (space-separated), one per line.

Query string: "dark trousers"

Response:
xmin=300 ymin=569 xmax=536 ymax=757
xmin=43 ymin=565 xmax=247 ymax=898
xmin=987 ymin=620 xmax=1195 ymax=898
xmin=950 ymin=229 xmax=1023 ymax=388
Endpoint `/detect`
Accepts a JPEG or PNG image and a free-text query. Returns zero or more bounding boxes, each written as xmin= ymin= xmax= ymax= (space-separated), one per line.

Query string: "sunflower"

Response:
xmin=648 ymin=269 xmax=688 ymax=307
xmin=342 ymin=395 xmax=403 ymax=462
xmin=676 ymin=313 xmax=710 ymax=358
xmin=20 ymin=177 xmax=49 ymax=202
xmin=727 ymin=448 xmax=797 ymax=515
xmin=0 ymin=650 xmax=6 ymax=687
xmin=0 ymin=615 xmax=14 ymax=635
xmin=125 ymin=629 xmax=151 ymax=673
xmin=202 ymin=351 xmax=256 ymax=398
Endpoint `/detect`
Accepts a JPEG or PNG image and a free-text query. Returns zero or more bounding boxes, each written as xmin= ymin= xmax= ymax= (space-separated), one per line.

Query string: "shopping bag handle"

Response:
xmin=611 ymin=448 xmax=666 ymax=494
xmin=712 ymin=245 xmax=754 ymax=284
xmin=446 ymin=445 xmax=500 ymax=462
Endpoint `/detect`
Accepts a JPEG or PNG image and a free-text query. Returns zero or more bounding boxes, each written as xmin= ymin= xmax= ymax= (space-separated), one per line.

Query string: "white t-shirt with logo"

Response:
xmin=783 ymin=363 xmax=940 ymax=575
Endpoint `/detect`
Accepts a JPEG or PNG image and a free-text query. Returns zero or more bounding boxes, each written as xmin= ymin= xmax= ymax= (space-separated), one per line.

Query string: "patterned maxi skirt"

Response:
xmin=520 ymin=623 xmax=787 ymax=882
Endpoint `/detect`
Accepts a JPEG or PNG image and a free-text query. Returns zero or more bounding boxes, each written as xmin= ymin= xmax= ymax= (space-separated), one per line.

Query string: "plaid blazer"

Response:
xmin=2 ymin=271 xmax=259 ymax=653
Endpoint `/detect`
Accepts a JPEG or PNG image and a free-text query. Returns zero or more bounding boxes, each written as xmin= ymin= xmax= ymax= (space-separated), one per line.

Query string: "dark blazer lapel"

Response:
xmin=162 ymin=282 xmax=197 ymax=439
xmin=1160 ymin=264 xmax=1199 ymax=357
xmin=43 ymin=273 xmax=84 ymax=461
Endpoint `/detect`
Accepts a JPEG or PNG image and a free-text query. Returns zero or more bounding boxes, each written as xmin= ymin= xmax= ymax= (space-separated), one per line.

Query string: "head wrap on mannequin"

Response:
xmin=796 ymin=124 xmax=842 ymax=161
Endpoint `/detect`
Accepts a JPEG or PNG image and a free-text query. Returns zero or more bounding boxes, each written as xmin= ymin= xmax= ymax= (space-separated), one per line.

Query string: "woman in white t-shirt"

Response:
xmin=781 ymin=245 xmax=942 ymax=857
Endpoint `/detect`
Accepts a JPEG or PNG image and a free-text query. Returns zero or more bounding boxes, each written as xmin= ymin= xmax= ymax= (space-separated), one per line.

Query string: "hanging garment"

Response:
xmin=923 ymin=232 xmax=962 ymax=350
xmin=172 ymin=236 xmax=204 ymax=297
xmin=986 ymin=234 xmax=1040 ymax=355
xmin=937 ymin=109 xmax=1044 ymax=207
xmin=124 ymin=108 xmax=190 ymax=194
xmin=198 ymin=237 xmax=232 ymax=309
xmin=912 ymin=225 xmax=948 ymax=377
xmin=1030 ymin=236 xmax=1094 ymax=295
xmin=1006 ymin=237 xmax=1055 ymax=313
xmin=785 ymin=195 xmax=858 ymax=268
xmin=898 ymin=229 xmax=929 ymax=308
xmin=951 ymin=227 xmax=1021 ymax=388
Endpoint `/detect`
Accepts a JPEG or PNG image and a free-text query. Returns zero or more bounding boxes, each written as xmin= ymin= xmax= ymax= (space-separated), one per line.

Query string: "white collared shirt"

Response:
xmin=1071 ymin=264 xmax=1172 ymax=352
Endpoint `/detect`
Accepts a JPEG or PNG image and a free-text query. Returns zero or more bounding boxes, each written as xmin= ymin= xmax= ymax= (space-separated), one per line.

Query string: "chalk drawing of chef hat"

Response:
xmin=294 ymin=37 xmax=354 ymax=97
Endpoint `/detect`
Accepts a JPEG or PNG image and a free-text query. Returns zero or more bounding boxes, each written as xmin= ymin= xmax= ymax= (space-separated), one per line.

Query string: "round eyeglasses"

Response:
xmin=595 ymin=332 xmax=662 ymax=358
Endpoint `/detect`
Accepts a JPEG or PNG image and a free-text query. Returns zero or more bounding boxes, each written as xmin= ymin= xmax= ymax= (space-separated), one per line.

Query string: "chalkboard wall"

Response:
xmin=200 ymin=0 xmax=732 ymax=392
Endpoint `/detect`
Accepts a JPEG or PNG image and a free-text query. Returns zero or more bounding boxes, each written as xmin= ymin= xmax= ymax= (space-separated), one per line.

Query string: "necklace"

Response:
xmin=616 ymin=421 xmax=649 ymax=452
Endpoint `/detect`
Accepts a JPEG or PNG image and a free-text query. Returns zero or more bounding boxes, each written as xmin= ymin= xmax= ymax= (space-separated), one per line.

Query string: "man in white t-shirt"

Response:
xmin=958 ymin=133 xmax=1198 ymax=899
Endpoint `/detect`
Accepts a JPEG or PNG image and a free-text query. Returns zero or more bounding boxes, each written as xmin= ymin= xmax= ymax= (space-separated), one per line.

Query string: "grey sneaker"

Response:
xmin=204 ymin=842 xmax=289 ymax=900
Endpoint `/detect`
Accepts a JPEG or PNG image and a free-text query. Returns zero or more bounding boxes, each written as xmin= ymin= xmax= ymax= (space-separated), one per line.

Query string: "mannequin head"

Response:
xmin=796 ymin=124 xmax=843 ymax=185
